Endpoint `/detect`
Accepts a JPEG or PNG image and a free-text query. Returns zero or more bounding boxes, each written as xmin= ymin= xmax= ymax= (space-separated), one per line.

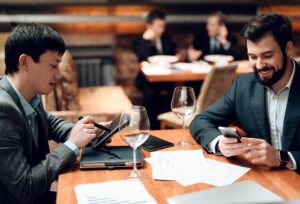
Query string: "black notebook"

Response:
xmin=80 ymin=146 xmax=144 ymax=170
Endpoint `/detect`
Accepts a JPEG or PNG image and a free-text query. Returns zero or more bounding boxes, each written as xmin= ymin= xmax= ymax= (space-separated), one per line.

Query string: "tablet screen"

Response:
xmin=91 ymin=115 xmax=129 ymax=149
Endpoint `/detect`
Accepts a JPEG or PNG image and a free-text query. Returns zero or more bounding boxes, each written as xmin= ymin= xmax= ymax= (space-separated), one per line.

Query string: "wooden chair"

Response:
xmin=158 ymin=63 xmax=238 ymax=129
xmin=43 ymin=50 xmax=132 ymax=123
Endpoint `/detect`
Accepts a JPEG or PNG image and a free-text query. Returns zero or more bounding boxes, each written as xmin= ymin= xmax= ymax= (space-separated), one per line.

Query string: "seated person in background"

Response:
xmin=189 ymin=13 xmax=300 ymax=173
xmin=132 ymin=10 xmax=176 ymax=62
xmin=0 ymin=23 xmax=108 ymax=204
xmin=188 ymin=11 xmax=240 ymax=62
xmin=132 ymin=10 xmax=178 ymax=129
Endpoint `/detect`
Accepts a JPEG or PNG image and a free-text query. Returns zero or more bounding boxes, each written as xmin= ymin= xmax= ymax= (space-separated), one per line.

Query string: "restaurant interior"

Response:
xmin=1 ymin=1 xmax=300 ymax=204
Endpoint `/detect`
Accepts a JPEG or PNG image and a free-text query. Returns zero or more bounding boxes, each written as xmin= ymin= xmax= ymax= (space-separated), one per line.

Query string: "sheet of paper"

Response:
xmin=151 ymin=150 xmax=207 ymax=180
xmin=142 ymin=67 xmax=173 ymax=75
xmin=75 ymin=179 xmax=157 ymax=204
xmin=172 ymin=62 xmax=212 ymax=73
xmin=177 ymin=158 xmax=251 ymax=187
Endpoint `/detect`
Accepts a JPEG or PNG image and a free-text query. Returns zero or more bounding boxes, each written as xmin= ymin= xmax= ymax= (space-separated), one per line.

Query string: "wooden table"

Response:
xmin=56 ymin=129 xmax=300 ymax=204
xmin=142 ymin=60 xmax=253 ymax=83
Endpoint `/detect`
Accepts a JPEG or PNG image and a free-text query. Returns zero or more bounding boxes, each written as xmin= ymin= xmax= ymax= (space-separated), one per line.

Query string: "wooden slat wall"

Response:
xmin=261 ymin=5 xmax=300 ymax=31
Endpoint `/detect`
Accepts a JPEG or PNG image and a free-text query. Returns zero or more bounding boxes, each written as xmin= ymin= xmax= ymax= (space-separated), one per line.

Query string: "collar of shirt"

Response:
xmin=265 ymin=60 xmax=296 ymax=94
xmin=6 ymin=76 xmax=40 ymax=119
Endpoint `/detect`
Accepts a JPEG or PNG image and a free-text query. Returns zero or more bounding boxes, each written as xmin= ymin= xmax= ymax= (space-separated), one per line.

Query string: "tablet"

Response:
xmin=91 ymin=115 xmax=129 ymax=150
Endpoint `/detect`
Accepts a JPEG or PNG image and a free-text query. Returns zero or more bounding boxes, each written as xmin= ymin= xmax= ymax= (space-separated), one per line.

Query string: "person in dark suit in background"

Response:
xmin=190 ymin=13 xmax=300 ymax=173
xmin=132 ymin=10 xmax=178 ymax=129
xmin=0 ymin=23 xmax=108 ymax=204
xmin=132 ymin=10 xmax=176 ymax=62
xmin=188 ymin=11 xmax=240 ymax=62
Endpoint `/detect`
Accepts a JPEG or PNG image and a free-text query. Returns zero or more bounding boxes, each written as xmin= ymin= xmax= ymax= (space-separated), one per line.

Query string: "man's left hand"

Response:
xmin=241 ymin=137 xmax=280 ymax=167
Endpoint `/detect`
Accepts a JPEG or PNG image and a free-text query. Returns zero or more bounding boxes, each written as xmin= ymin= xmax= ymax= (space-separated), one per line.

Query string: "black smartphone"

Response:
xmin=141 ymin=134 xmax=174 ymax=152
xmin=91 ymin=115 xmax=129 ymax=150
xmin=218 ymin=126 xmax=241 ymax=142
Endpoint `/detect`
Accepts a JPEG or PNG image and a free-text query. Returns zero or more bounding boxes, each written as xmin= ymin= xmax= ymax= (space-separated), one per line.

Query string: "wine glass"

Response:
xmin=171 ymin=86 xmax=196 ymax=147
xmin=119 ymin=105 xmax=150 ymax=179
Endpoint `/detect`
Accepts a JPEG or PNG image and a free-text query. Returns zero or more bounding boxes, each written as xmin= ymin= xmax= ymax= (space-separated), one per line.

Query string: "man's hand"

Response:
xmin=95 ymin=121 xmax=111 ymax=137
xmin=69 ymin=116 xmax=97 ymax=149
xmin=218 ymin=25 xmax=229 ymax=45
xmin=241 ymin=137 xmax=281 ymax=167
xmin=187 ymin=47 xmax=202 ymax=62
xmin=143 ymin=29 xmax=157 ymax=41
xmin=218 ymin=136 xmax=250 ymax=157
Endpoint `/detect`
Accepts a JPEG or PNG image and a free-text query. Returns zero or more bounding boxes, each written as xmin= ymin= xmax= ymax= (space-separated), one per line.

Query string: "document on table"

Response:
xmin=151 ymin=150 xmax=207 ymax=180
xmin=177 ymin=158 xmax=251 ymax=187
xmin=74 ymin=179 xmax=157 ymax=204
xmin=149 ymin=150 xmax=250 ymax=186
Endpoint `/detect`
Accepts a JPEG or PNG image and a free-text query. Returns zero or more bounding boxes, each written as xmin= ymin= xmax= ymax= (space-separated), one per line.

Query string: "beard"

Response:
xmin=253 ymin=52 xmax=288 ymax=87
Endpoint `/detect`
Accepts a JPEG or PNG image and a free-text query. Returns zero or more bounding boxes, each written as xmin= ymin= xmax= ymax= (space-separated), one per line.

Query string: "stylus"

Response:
xmin=78 ymin=116 xmax=111 ymax=132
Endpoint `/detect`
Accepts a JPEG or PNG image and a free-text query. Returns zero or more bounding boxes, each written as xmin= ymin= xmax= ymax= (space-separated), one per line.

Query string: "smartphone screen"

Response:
xmin=141 ymin=135 xmax=174 ymax=152
xmin=218 ymin=126 xmax=241 ymax=142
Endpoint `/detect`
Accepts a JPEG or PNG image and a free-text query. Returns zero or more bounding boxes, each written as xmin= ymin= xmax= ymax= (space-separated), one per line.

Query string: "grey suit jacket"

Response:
xmin=190 ymin=60 xmax=300 ymax=173
xmin=0 ymin=76 xmax=76 ymax=204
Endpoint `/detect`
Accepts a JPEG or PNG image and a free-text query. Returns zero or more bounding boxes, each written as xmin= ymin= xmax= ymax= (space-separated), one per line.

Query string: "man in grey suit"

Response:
xmin=190 ymin=13 xmax=300 ymax=173
xmin=0 ymin=24 xmax=107 ymax=203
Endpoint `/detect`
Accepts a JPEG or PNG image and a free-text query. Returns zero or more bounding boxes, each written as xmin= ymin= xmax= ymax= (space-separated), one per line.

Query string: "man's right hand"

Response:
xmin=143 ymin=29 xmax=156 ymax=41
xmin=68 ymin=116 xmax=97 ymax=149
xmin=218 ymin=135 xmax=250 ymax=157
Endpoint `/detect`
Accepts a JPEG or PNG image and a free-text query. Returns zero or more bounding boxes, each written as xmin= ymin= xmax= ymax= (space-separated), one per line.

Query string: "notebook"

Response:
xmin=167 ymin=180 xmax=284 ymax=204
xmin=80 ymin=146 xmax=144 ymax=170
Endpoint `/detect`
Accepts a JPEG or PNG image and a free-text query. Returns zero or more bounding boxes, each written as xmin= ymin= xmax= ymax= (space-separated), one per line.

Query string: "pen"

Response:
xmin=78 ymin=116 xmax=111 ymax=132
xmin=99 ymin=147 xmax=122 ymax=159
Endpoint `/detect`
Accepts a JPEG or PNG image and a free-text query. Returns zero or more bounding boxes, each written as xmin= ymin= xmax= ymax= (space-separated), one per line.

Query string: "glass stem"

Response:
xmin=182 ymin=116 xmax=186 ymax=142
xmin=133 ymin=147 xmax=137 ymax=172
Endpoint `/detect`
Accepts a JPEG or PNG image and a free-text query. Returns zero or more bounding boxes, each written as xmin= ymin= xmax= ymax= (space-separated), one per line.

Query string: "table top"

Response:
xmin=142 ymin=60 xmax=253 ymax=83
xmin=56 ymin=129 xmax=300 ymax=204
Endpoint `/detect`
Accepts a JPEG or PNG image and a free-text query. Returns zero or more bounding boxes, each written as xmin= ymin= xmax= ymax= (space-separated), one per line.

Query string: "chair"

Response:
xmin=43 ymin=50 xmax=132 ymax=123
xmin=157 ymin=63 xmax=238 ymax=129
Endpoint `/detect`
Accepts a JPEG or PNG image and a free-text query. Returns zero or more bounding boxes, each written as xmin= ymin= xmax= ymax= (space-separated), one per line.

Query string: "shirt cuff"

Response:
xmin=64 ymin=140 xmax=80 ymax=157
xmin=287 ymin=152 xmax=297 ymax=170
xmin=223 ymin=42 xmax=231 ymax=50
xmin=206 ymin=135 xmax=222 ymax=155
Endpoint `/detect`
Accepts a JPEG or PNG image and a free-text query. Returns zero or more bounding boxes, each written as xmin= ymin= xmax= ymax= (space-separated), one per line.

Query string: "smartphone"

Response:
xmin=91 ymin=115 xmax=129 ymax=150
xmin=218 ymin=126 xmax=241 ymax=143
xmin=141 ymin=135 xmax=174 ymax=152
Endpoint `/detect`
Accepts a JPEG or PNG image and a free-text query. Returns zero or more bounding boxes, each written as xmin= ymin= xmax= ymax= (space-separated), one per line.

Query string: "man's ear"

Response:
xmin=18 ymin=54 xmax=28 ymax=71
xmin=285 ymin=41 xmax=294 ymax=56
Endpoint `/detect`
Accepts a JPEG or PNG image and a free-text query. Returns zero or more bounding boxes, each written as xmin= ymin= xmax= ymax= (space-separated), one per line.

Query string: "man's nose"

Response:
xmin=256 ymin=58 xmax=266 ymax=69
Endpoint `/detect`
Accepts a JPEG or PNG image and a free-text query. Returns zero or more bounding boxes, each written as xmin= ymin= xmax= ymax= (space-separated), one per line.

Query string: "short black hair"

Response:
xmin=241 ymin=12 xmax=293 ymax=51
xmin=146 ymin=10 xmax=165 ymax=24
xmin=5 ymin=23 xmax=65 ymax=74
xmin=209 ymin=11 xmax=226 ymax=25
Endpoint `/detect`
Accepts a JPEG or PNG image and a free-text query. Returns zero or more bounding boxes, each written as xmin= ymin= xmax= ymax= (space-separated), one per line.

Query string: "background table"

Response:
xmin=56 ymin=129 xmax=300 ymax=204
xmin=142 ymin=60 xmax=253 ymax=83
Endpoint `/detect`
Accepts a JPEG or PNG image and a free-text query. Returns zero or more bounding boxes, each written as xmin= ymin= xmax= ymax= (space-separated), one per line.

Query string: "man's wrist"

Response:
xmin=64 ymin=140 xmax=80 ymax=157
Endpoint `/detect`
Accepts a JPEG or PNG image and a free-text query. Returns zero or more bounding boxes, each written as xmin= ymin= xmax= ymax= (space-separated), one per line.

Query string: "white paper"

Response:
xmin=142 ymin=66 xmax=173 ymax=75
xmin=151 ymin=150 xmax=207 ymax=180
xmin=177 ymin=158 xmax=251 ymax=187
xmin=172 ymin=62 xmax=212 ymax=73
xmin=75 ymin=179 xmax=157 ymax=204
xmin=148 ymin=150 xmax=250 ymax=187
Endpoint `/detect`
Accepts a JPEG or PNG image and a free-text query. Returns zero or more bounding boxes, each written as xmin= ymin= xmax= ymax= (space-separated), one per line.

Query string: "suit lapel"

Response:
xmin=282 ymin=62 xmax=300 ymax=150
xmin=250 ymin=80 xmax=271 ymax=142
xmin=0 ymin=76 xmax=39 ymax=148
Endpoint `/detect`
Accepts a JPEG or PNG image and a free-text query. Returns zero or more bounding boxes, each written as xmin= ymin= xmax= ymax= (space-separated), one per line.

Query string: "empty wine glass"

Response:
xmin=171 ymin=86 xmax=196 ymax=147
xmin=119 ymin=105 xmax=150 ymax=179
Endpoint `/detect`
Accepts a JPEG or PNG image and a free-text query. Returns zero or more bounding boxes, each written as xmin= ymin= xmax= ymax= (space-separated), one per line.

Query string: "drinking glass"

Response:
xmin=171 ymin=86 xmax=196 ymax=147
xmin=119 ymin=105 xmax=150 ymax=179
